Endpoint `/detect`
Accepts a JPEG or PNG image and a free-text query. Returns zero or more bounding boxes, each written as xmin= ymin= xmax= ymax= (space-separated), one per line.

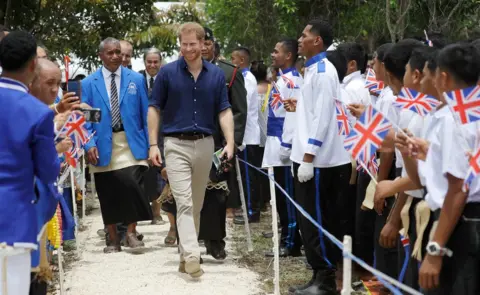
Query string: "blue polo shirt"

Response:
xmin=149 ymin=57 xmax=231 ymax=135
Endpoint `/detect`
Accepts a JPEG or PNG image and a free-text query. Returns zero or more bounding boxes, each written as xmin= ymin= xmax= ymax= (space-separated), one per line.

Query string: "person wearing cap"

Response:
xmin=198 ymin=26 xmax=248 ymax=259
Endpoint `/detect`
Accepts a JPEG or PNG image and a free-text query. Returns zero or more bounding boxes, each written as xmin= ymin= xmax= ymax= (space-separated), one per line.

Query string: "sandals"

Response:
xmin=164 ymin=227 xmax=177 ymax=246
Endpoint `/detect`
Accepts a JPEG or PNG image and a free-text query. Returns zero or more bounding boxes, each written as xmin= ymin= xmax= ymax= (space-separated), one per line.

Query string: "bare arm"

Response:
xmin=219 ymin=108 xmax=234 ymax=147
xmin=147 ymin=106 xmax=161 ymax=146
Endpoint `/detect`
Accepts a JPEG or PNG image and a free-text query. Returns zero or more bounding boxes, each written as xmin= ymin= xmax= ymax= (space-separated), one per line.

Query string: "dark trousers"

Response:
xmin=199 ymin=188 xmax=227 ymax=244
xmin=226 ymin=160 xmax=240 ymax=209
xmin=29 ymin=273 xmax=47 ymax=295
xmin=354 ymin=170 xmax=375 ymax=265
xmin=239 ymin=145 xmax=264 ymax=215
xmin=425 ymin=204 xmax=480 ymax=295
xmin=293 ymin=162 xmax=352 ymax=271
xmin=273 ymin=166 xmax=302 ymax=250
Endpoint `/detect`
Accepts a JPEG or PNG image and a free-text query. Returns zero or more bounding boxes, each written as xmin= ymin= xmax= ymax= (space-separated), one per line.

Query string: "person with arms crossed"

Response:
xmin=148 ymin=22 xmax=235 ymax=278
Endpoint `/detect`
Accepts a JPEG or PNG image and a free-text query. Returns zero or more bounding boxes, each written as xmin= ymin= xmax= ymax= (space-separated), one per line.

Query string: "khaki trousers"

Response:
xmin=164 ymin=136 xmax=214 ymax=261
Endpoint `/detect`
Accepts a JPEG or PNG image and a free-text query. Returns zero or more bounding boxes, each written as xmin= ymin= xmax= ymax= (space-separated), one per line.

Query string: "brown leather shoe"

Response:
xmin=185 ymin=258 xmax=204 ymax=278
xmin=125 ymin=233 xmax=145 ymax=248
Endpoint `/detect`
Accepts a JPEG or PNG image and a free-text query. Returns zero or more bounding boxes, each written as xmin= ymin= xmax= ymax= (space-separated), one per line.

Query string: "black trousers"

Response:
xmin=272 ymin=166 xmax=302 ymax=250
xmin=29 ymin=273 xmax=47 ymax=295
xmin=239 ymin=145 xmax=265 ymax=215
xmin=354 ymin=170 xmax=375 ymax=265
xmin=199 ymin=188 xmax=228 ymax=243
xmin=226 ymin=160 xmax=241 ymax=209
xmin=425 ymin=204 xmax=480 ymax=295
xmin=293 ymin=162 xmax=352 ymax=271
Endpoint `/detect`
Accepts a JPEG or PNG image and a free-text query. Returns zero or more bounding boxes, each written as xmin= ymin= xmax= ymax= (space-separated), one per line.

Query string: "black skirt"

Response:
xmin=143 ymin=166 xmax=160 ymax=202
xmin=95 ymin=165 xmax=153 ymax=225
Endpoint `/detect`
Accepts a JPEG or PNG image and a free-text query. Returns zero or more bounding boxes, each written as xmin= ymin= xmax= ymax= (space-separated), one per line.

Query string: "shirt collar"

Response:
xmin=241 ymin=68 xmax=249 ymax=74
xmin=102 ymin=66 xmax=122 ymax=79
xmin=0 ymin=77 xmax=28 ymax=93
xmin=146 ymin=72 xmax=157 ymax=81
xmin=179 ymin=56 xmax=209 ymax=72
xmin=433 ymin=104 xmax=449 ymax=118
xmin=343 ymin=71 xmax=362 ymax=84
xmin=277 ymin=67 xmax=297 ymax=76
xmin=305 ymin=52 xmax=327 ymax=68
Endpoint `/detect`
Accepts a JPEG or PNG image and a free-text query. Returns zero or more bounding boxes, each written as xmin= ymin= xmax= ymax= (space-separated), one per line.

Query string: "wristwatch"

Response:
xmin=426 ymin=241 xmax=453 ymax=257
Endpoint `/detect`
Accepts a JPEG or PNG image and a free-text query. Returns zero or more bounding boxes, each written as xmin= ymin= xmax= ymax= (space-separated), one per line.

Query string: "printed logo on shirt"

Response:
xmin=127 ymin=82 xmax=137 ymax=95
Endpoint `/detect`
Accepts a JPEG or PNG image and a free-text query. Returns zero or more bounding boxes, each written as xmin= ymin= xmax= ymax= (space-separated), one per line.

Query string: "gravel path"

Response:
xmin=63 ymin=201 xmax=261 ymax=295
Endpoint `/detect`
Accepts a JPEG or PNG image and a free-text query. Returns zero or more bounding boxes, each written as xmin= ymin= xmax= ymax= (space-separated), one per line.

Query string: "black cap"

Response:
xmin=204 ymin=27 xmax=214 ymax=41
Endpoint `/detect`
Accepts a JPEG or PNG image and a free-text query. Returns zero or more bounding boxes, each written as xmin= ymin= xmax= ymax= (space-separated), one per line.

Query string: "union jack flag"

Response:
xmin=357 ymin=156 xmax=379 ymax=176
xmin=344 ymin=105 xmax=392 ymax=163
xmin=364 ymin=68 xmax=384 ymax=95
xmin=335 ymin=100 xmax=351 ymax=136
xmin=58 ymin=112 xmax=89 ymax=146
xmin=64 ymin=146 xmax=81 ymax=168
xmin=393 ymin=87 xmax=440 ymax=117
xmin=280 ymin=75 xmax=299 ymax=89
xmin=270 ymin=82 xmax=283 ymax=110
xmin=400 ymin=235 xmax=410 ymax=247
xmin=445 ymin=85 xmax=480 ymax=124
xmin=464 ymin=146 xmax=480 ymax=192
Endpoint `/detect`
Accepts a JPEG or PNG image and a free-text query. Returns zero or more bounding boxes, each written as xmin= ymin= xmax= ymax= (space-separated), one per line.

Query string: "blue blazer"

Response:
xmin=81 ymin=66 xmax=149 ymax=167
xmin=0 ymin=78 xmax=60 ymax=248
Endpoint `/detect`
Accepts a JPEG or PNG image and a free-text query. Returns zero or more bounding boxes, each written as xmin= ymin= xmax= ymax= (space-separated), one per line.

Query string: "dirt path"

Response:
xmin=62 ymin=200 xmax=260 ymax=295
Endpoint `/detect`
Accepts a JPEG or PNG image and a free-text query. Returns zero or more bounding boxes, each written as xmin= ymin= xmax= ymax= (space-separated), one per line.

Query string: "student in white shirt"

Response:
xmin=417 ymin=43 xmax=480 ymax=295
xmin=262 ymin=39 xmax=303 ymax=257
xmin=231 ymin=47 xmax=263 ymax=224
xmin=289 ymin=19 xmax=351 ymax=295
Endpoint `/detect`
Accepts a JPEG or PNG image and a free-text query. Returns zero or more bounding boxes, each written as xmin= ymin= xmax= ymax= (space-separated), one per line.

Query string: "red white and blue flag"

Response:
xmin=64 ymin=146 xmax=81 ymax=168
xmin=270 ymin=82 xmax=283 ymax=110
xmin=464 ymin=146 xmax=480 ymax=192
xmin=335 ymin=100 xmax=351 ymax=136
xmin=280 ymin=75 xmax=299 ymax=89
xmin=445 ymin=85 xmax=480 ymax=124
xmin=364 ymin=68 xmax=384 ymax=95
xmin=58 ymin=112 xmax=89 ymax=146
xmin=393 ymin=87 xmax=440 ymax=116
xmin=344 ymin=105 xmax=392 ymax=163
xmin=401 ymin=235 xmax=410 ymax=247
xmin=357 ymin=156 xmax=379 ymax=177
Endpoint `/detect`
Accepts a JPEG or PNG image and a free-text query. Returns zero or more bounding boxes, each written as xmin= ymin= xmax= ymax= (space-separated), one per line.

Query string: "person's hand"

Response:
xmin=394 ymin=129 xmax=413 ymax=155
xmin=374 ymin=179 xmax=394 ymax=214
xmin=56 ymin=137 xmax=73 ymax=154
xmin=87 ymin=147 xmax=99 ymax=165
xmin=72 ymin=102 xmax=92 ymax=111
xmin=279 ymin=147 xmax=291 ymax=162
xmin=57 ymin=92 xmax=80 ymax=113
xmin=419 ymin=254 xmax=443 ymax=290
xmin=298 ymin=162 xmax=314 ymax=183
xmin=220 ymin=143 xmax=235 ymax=161
xmin=284 ymin=98 xmax=297 ymax=112
xmin=54 ymin=111 xmax=71 ymax=131
xmin=379 ymin=221 xmax=399 ymax=248
xmin=347 ymin=103 xmax=366 ymax=119
xmin=149 ymin=146 xmax=163 ymax=167
xmin=161 ymin=168 xmax=168 ymax=181
xmin=408 ymin=137 xmax=430 ymax=161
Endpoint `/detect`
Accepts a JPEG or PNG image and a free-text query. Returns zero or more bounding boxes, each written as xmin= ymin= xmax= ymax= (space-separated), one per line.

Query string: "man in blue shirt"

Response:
xmin=148 ymin=22 xmax=234 ymax=278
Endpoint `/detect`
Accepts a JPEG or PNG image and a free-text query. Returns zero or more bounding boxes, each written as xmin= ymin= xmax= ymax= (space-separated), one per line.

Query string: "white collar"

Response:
xmin=146 ymin=72 xmax=157 ymax=81
xmin=0 ymin=77 xmax=29 ymax=93
xmin=342 ymin=71 xmax=362 ymax=85
xmin=102 ymin=66 xmax=122 ymax=79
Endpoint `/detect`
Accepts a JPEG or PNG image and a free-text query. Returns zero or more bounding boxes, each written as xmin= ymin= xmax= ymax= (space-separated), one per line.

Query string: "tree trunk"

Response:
xmin=4 ymin=0 xmax=11 ymax=27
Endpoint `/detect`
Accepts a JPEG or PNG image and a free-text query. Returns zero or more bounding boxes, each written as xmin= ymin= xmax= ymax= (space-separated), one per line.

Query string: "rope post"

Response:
xmin=69 ymin=167 xmax=78 ymax=238
xmin=234 ymin=156 xmax=253 ymax=252
xmin=267 ymin=167 xmax=281 ymax=295
xmin=57 ymin=247 xmax=65 ymax=295
xmin=81 ymin=156 xmax=86 ymax=219
xmin=341 ymin=235 xmax=353 ymax=295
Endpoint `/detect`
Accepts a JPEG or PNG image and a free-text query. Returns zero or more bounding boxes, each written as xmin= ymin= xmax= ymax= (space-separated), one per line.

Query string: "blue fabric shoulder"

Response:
xmin=317 ymin=61 xmax=326 ymax=73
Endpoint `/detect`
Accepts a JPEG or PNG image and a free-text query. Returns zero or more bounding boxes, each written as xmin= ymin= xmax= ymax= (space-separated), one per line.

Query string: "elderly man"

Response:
xmin=82 ymin=37 xmax=152 ymax=253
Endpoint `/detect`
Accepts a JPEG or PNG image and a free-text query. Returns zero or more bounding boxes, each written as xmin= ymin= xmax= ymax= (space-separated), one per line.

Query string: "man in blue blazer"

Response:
xmin=0 ymin=31 xmax=60 ymax=295
xmin=81 ymin=37 xmax=152 ymax=253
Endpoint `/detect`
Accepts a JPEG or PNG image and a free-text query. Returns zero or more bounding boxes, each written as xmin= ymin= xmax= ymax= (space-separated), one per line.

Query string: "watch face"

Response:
xmin=428 ymin=244 xmax=437 ymax=253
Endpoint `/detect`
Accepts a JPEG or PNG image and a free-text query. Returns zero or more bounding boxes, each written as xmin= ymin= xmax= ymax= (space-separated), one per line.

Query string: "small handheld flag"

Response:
xmin=444 ymin=85 xmax=480 ymax=125
xmin=280 ymin=75 xmax=299 ymax=89
xmin=270 ymin=82 xmax=283 ymax=110
xmin=364 ymin=68 xmax=384 ymax=95
xmin=58 ymin=112 xmax=89 ymax=146
xmin=335 ymin=100 xmax=351 ymax=136
xmin=344 ymin=105 xmax=392 ymax=164
xmin=464 ymin=146 xmax=480 ymax=192
xmin=393 ymin=87 xmax=440 ymax=116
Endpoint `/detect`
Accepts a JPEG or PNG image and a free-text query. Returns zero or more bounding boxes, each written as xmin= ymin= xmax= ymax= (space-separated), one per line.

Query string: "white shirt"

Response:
xmin=146 ymin=72 xmax=157 ymax=88
xmin=421 ymin=106 xmax=469 ymax=210
xmin=262 ymin=68 xmax=302 ymax=167
xmin=101 ymin=66 xmax=121 ymax=104
xmin=343 ymin=71 xmax=371 ymax=106
xmin=290 ymin=52 xmax=350 ymax=168
xmin=242 ymin=69 xmax=260 ymax=145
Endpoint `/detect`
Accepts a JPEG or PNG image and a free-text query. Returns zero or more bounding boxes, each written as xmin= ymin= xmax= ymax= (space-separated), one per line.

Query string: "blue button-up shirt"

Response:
xmin=149 ymin=57 xmax=231 ymax=135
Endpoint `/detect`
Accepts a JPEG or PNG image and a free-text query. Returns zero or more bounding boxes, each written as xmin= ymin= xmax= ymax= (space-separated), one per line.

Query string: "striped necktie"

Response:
xmin=110 ymin=72 xmax=121 ymax=127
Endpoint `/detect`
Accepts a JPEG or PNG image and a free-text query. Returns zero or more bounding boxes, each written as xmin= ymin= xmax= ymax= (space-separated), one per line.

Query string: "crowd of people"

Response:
xmin=1 ymin=16 xmax=480 ymax=295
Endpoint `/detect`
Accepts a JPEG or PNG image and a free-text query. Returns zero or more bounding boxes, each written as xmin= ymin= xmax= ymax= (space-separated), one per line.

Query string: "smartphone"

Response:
xmin=66 ymin=81 xmax=82 ymax=98
xmin=80 ymin=108 xmax=102 ymax=123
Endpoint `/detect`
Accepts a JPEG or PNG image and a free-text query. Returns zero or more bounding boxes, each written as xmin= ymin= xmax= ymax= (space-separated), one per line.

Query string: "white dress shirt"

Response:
xmin=290 ymin=52 xmax=350 ymax=168
xmin=146 ymin=72 xmax=157 ymax=88
xmin=101 ymin=66 xmax=122 ymax=104
xmin=242 ymin=69 xmax=261 ymax=145
xmin=343 ymin=71 xmax=371 ymax=106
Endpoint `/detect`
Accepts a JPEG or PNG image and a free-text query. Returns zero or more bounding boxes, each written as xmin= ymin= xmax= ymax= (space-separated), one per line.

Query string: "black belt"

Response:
xmin=112 ymin=123 xmax=124 ymax=133
xmin=166 ymin=132 xmax=210 ymax=141
xmin=433 ymin=202 xmax=480 ymax=220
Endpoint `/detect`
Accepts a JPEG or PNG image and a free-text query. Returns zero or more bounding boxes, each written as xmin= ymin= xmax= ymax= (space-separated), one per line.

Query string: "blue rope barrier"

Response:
xmin=236 ymin=157 xmax=422 ymax=295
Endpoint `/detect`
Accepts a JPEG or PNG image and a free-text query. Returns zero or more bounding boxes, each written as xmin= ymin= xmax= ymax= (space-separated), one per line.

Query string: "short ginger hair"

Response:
xmin=178 ymin=22 xmax=205 ymax=41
